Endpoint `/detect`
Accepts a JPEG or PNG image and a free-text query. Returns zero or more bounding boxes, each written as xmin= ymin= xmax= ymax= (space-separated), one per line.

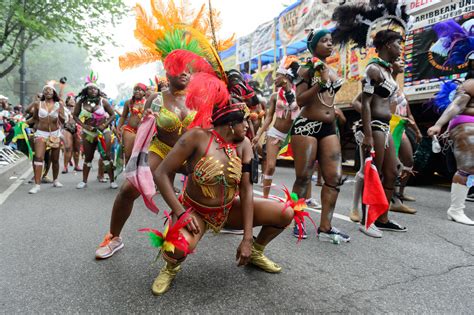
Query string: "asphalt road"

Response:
xmin=1 ymin=165 xmax=473 ymax=313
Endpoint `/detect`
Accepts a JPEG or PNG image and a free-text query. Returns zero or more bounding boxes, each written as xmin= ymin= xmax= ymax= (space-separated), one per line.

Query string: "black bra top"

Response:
xmin=362 ymin=65 xmax=397 ymax=99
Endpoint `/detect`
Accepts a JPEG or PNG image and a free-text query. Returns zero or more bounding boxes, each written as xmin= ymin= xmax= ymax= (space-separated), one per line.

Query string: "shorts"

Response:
xmin=35 ymin=129 xmax=62 ymax=139
xmin=266 ymin=127 xmax=287 ymax=144
xmin=290 ymin=116 xmax=335 ymax=140
xmin=149 ymin=137 xmax=172 ymax=160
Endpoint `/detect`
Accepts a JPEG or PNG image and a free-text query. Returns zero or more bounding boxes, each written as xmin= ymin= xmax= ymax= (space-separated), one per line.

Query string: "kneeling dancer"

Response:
xmin=149 ymin=73 xmax=295 ymax=295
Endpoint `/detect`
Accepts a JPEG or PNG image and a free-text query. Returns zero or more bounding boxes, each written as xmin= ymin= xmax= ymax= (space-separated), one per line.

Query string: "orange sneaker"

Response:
xmin=95 ymin=233 xmax=124 ymax=259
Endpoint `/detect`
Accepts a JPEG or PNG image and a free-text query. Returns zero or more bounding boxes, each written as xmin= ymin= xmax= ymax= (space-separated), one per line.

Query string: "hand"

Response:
xmin=415 ymin=131 xmax=422 ymax=143
xmin=180 ymin=213 xmax=200 ymax=235
xmin=362 ymin=135 xmax=373 ymax=153
xmin=251 ymin=134 xmax=261 ymax=147
xmin=427 ymin=125 xmax=441 ymax=137
xmin=236 ymin=238 xmax=252 ymax=267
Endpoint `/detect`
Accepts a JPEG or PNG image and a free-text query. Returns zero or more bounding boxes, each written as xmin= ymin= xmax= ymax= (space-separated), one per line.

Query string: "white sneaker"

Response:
xmin=359 ymin=223 xmax=383 ymax=238
xmin=76 ymin=181 xmax=87 ymax=189
xmin=220 ymin=228 xmax=244 ymax=235
xmin=53 ymin=180 xmax=63 ymax=188
xmin=110 ymin=182 xmax=118 ymax=189
xmin=28 ymin=185 xmax=41 ymax=194
xmin=305 ymin=198 xmax=321 ymax=209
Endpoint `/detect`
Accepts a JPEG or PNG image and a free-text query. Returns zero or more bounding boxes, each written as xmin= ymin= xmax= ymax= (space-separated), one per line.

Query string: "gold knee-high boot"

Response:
xmin=152 ymin=253 xmax=184 ymax=296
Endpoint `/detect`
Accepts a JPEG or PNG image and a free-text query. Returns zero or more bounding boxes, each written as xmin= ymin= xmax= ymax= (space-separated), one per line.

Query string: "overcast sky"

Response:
xmin=93 ymin=0 xmax=288 ymax=98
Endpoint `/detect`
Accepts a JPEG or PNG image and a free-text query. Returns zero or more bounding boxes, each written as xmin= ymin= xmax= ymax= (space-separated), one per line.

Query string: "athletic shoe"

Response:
xmin=95 ymin=233 xmax=124 ymax=259
xmin=61 ymin=168 xmax=68 ymax=174
xmin=97 ymin=177 xmax=108 ymax=183
xmin=220 ymin=228 xmax=244 ymax=235
xmin=390 ymin=202 xmax=416 ymax=214
xmin=349 ymin=209 xmax=361 ymax=222
xmin=41 ymin=176 xmax=53 ymax=183
xmin=293 ymin=224 xmax=307 ymax=239
xmin=76 ymin=181 xmax=87 ymax=189
xmin=466 ymin=193 xmax=474 ymax=202
xmin=318 ymin=227 xmax=350 ymax=243
xmin=359 ymin=223 xmax=383 ymax=238
xmin=374 ymin=220 xmax=407 ymax=232
xmin=53 ymin=180 xmax=63 ymax=188
xmin=110 ymin=182 xmax=118 ymax=189
xmin=400 ymin=194 xmax=416 ymax=202
xmin=305 ymin=198 xmax=321 ymax=209
xmin=28 ymin=185 xmax=41 ymax=194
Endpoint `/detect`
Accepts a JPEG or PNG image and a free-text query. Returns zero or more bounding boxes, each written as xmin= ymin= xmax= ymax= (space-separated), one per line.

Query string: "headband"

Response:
xmin=211 ymin=102 xmax=249 ymax=123
xmin=307 ymin=29 xmax=330 ymax=54
xmin=43 ymin=85 xmax=57 ymax=92
xmin=134 ymin=83 xmax=147 ymax=92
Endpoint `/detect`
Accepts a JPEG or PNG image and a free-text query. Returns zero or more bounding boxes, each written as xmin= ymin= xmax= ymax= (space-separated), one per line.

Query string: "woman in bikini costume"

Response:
xmin=117 ymin=83 xmax=147 ymax=163
xmin=253 ymin=56 xmax=300 ymax=199
xmin=358 ymin=30 xmax=407 ymax=237
xmin=73 ymin=77 xmax=117 ymax=189
xmin=290 ymin=29 xmax=349 ymax=242
xmin=150 ymin=72 xmax=295 ymax=295
xmin=95 ymin=51 xmax=202 ymax=259
xmin=428 ymin=56 xmax=474 ymax=225
xmin=350 ymin=57 xmax=422 ymax=220
xmin=28 ymin=85 xmax=66 ymax=194
xmin=388 ymin=58 xmax=422 ymax=214
xmin=62 ymin=94 xmax=82 ymax=173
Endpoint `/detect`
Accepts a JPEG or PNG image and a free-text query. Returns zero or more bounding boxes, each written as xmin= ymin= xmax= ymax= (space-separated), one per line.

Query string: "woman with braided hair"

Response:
xmin=73 ymin=77 xmax=117 ymax=190
xmin=290 ymin=29 xmax=349 ymax=242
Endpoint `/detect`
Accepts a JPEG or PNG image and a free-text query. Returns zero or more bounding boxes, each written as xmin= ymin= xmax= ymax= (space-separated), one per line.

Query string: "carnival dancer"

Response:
xmin=358 ymin=30 xmax=407 ymax=237
xmin=73 ymin=72 xmax=118 ymax=189
xmin=389 ymin=58 xmax=422 ymax=214
xmin=427 ymin=20 xmax=474 ymax=225
xmin=290 ymin=29 xmax=349 ymax=242
xmin=28 ymin=85 xmax=66 ymax=194
xmin=253 ymin=56 xmax=300 ymax=199
xmin=117 ymin=83 xmax=147 ymax=163
xmin=149 ymin=72 xmax=295 ymax=296
xmin=62 ymin=93 xmax=82 ymax=173
xmin=94 ymin=0 xmax=234 ymax=259
xmin=350 ymin=57 xmax=421 ymax=220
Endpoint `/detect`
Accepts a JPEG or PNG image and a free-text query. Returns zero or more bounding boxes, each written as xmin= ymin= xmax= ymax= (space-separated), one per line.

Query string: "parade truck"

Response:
xmin=335 ymin=0 xmax=473 ymax=183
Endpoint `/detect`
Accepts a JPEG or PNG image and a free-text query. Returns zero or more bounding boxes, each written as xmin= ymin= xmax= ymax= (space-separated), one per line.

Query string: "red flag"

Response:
xmin=362 ymin=153 xmax=388 ymax=229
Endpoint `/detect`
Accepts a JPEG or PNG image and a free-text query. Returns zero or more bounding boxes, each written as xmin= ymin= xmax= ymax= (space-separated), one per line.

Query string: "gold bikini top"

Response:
xmin=152 ymin=92 xmax=196 ymax=135
xmin=192 ymin=130 xmax=242 ymax=203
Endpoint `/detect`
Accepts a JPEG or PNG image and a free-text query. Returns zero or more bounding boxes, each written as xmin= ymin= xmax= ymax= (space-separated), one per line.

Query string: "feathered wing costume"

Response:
xmin=118 ymin=0 xmax=234 ymax=80
xmin=331 ymin=0 xmax=411 ymax=48
xmin=432 ymin=19 xmax=474 ymax=66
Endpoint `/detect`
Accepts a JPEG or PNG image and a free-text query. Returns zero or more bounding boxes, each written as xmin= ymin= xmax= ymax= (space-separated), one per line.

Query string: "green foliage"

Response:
xmin=0 ymin=0 xmax=128 ymax=78
xmin=0 ymin=41 xmax=90 ymax=105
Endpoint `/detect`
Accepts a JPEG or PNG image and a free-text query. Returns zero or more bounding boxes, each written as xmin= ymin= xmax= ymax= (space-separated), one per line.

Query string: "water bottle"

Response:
xmin=432 ymin=135 xmax=441 ymax=153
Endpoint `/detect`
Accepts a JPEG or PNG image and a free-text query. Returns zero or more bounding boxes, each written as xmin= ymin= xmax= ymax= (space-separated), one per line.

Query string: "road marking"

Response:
xmin=0 ymin=168 xmax=33 ymax=205
xmin=253 ymin=189 xmax=352 ymax=223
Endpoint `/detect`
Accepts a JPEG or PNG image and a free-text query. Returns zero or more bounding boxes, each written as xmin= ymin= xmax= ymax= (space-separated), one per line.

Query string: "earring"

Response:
xmin=230 ymin=126 xmax=235 ymax=134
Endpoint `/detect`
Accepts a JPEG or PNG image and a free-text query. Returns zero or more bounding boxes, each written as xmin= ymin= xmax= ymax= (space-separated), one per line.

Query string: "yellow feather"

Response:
xmin=118 ymin=49 xmax=161 ymax=70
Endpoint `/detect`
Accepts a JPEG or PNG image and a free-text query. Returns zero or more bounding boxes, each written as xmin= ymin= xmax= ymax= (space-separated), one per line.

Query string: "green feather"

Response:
xmin=155 ymin=29 xmax=203 ymax=58
xmin=290 ymin=192 xmax=298 ymax=202
xmin=149 ymin=232 xmax=164 ymax=248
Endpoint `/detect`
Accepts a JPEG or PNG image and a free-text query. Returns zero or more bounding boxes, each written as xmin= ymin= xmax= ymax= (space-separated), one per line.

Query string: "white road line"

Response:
xmin=253 ymin=189 xmax=352 ymax=223
xmin=0 ymin=168 xmax=33 ymax=205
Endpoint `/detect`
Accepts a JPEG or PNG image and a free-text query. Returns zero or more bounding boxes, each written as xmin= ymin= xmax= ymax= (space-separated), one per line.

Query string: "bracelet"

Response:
xmin=177 ymin=211 xmax=186 ymax=219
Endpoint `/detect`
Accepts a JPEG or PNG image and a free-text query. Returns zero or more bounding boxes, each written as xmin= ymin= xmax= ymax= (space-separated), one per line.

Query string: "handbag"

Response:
xmin=250 ymin=149 xmax=259 ymax=184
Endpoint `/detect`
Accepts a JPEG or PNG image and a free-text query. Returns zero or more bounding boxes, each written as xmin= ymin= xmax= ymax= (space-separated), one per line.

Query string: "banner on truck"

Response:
xmin=404 ymin=13 xmax=473 ymax=96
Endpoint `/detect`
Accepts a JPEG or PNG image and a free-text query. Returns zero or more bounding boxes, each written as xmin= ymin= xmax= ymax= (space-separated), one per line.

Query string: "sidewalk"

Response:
xmin=0 ymin=147 xmax=30 ymax=195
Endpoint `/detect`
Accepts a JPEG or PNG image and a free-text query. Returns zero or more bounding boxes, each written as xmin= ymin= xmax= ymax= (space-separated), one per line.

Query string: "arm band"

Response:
xmin=362 ymin=83 xmax=374 ymax=94
xmin=242 ymin=163 xmax=251 ymax=173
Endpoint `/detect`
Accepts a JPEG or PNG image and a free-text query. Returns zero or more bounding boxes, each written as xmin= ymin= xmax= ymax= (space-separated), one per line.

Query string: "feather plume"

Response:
xmin=119 ymin=49 xmax=161 ymax=70
xmin=434 ymin=80 xmax=460 ymax=113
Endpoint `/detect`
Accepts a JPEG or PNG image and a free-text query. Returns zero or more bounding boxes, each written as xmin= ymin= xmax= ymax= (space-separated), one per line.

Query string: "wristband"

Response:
xmin=177 ymin=211 xmax=187 ymax=219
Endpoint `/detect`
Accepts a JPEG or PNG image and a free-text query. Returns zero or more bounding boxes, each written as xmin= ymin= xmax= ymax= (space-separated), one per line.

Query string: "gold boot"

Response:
xmin=151 ymin=262 xmax=181 ymax=296
xmin=250 ymin=242 xmax=282 ymax=273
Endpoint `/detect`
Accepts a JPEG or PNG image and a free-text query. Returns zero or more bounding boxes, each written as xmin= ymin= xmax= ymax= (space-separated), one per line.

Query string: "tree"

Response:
xmin=0 ymin=0 xmax=128 ymax=78
xmin=0 ymin=41 xmax=91 ymax=105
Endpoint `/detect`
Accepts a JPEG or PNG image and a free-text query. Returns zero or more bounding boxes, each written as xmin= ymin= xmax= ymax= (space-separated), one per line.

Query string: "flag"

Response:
xmin=125 ymin=115 xmax=160 ymax=214
xmin=363 ymin=152 xmax=388 ymax=230
xmin=389 ymin=115 xmax=406 ymax=156
xmin=12 ymin=122 xmax=33 ymax=159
